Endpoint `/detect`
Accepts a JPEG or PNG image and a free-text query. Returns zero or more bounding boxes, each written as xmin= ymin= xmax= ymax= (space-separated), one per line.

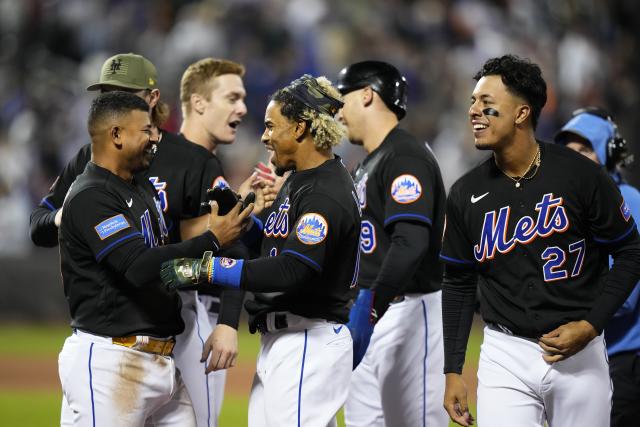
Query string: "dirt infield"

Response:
xmin=0 ymin=356 xmax=258 ymax=396
xmin=0 ymin=355 xmax=477 ymax=403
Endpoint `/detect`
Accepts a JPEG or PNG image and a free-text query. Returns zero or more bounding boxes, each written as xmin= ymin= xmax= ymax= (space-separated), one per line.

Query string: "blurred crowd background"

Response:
xmin=1 ymin=0 xmax=638 ymax=319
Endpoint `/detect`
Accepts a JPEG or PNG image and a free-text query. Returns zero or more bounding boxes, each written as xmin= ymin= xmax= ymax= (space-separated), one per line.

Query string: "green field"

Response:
xmin=0 ymin=322 xmax=482 ymax=426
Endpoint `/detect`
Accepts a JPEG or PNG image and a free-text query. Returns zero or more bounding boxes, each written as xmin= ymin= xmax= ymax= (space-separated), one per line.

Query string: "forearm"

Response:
xmin=124 ymin=232 xmax=219 ymax=287
xmin=29 ymin=207 xmax=60 ymax=247
xmin=372 ymin=222 xmax=430 ymax=308
xmin=585 ymin=240 xmax=640 ymax=332
xmin=442 ymin=264 xmax=478 ymax=374
xmin=204 ymin=254 xmax=315 ymax=292
xmin=180 ymin=215 xmax=209 ymax=241
xmin=217 ymin=289 xmax=245 ymax=329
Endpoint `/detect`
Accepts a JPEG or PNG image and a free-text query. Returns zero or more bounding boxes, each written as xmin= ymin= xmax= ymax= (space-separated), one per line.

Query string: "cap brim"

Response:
xmin=86 ymin=80 xmax=149 ymax=91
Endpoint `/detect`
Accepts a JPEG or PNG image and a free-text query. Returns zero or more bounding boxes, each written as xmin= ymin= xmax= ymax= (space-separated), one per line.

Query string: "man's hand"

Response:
xmin=444 ymin=373 xmax=474 ymax=426
xmin=538 ymin=320 xmax=598 ymax=363
xmin=201 ymin=324 xmax=239 ymax=374
xmin=207 ymin=200 xmax=254 ymax=247
xmin=160 ymin=251 xmax=213 ymax=291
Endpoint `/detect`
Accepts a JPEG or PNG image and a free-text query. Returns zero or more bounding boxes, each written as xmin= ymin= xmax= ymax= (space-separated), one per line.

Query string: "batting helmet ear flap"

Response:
xmin=570 ymin=107 xmax=633 ymax=170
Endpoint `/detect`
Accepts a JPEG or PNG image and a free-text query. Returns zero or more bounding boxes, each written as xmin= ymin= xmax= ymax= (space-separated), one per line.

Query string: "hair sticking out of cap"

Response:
xmin=483 ymin=108 xmax=500 ymax=117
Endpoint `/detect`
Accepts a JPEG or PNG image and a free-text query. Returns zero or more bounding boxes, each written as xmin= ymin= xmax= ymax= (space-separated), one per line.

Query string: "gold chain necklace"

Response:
xmin=497 ymin=145 xmax=541 ymax=188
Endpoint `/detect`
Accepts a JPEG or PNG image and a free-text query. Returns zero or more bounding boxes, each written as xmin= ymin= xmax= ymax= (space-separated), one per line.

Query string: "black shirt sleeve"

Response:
xmin=30 ymin=144 xmax=91 ymax=247
xmin=198 ymin=158 xmax=229 ymax=216
xmin=241 ymin=254 xmax=316 ymax=292
xmin=382 ymin=156 xmax=436 ymax=228
xmin=583 ymin=168 xmax=640 ymax=331
xmin=440 ymin=185 xmax=478 ymax=267
xmin=442 ymin=263 xmax=478 ymax=374
xmin=371 ymin=221 xmax=431 ymax=316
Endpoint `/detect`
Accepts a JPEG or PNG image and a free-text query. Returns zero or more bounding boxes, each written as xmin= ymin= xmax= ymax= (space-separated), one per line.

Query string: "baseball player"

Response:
xmin=440 ymin=54 xmax=640 ymax=427
xmin=177 ymin=57 xmax=256 ymax=421
xmin=160 ymin=75 xmax=361 ymax=427
xmin=29 ymin=53 xmax=246 ymax=427
xmin=554 ymin=107 xmax=640 ymax=426
xmin=57 ymin=91 xmax=252 ymax=425
xmin=335 ymin=60 xmax=448 ymax=427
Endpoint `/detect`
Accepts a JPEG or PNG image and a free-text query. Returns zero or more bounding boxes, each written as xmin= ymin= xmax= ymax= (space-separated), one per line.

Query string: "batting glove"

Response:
xmin=346 ymin=288 xmax=376 ymax=370
xmin=160 ymin=251 xmax=213 ymax=291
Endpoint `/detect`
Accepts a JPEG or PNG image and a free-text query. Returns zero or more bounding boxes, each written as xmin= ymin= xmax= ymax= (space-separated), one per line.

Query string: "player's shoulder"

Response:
xmin=542 ymin=141 xmax=601 ymax=173
xmin=155 ymin=131 xmax=213 ymax=164
xmin=382 ymin=127 xmax=431 ymax=158
xmin=293 ymin=157 xmax=355 ymax=203
xmin=64 ymin=163 xmax=114 ymax=206
xmin=449 ymin=155 xmax=494 ymax=196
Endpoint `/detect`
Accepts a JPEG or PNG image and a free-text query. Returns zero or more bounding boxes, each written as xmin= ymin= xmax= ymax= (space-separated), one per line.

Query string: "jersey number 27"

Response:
xmin=541 ymin=239 xmax=586 ymax=282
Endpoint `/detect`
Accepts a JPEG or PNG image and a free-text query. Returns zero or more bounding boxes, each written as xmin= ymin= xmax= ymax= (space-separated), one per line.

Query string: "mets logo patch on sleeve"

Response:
xmin=391 ymin=174 xmax=422 ymax=204
xmin=212 ymin=176 xmax=230 ymax=190
xmin=296 ymin=213 xmax=328 ymax=245
xmin=219 ymin=257 xmax=237 ymax=268
xmin=94 ymin=214 xmax=130 ymax=240
xmin=621 ymin=200 xmax=632 ymax=222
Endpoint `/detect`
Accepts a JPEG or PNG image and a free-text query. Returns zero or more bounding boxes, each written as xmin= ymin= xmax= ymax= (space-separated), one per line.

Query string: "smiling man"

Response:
xmin=439 ymin=54 xmax=640 ymax=427
xmin=161 ymin=74 xmax=361 ymax=427
xmin=58 ymin=91 xmax=252 ymax=426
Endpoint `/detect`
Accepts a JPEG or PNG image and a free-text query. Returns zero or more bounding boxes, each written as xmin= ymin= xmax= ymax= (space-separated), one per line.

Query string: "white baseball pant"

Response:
xmin=58 ymin=330 xmax=195 ymax=426
xmin=248 ymin=313 xmax=352 ymax=427
xmin=477 ymin=325 xmax=612 ymax=426
xmin=344 ymin=291 xmax=448 ymax=427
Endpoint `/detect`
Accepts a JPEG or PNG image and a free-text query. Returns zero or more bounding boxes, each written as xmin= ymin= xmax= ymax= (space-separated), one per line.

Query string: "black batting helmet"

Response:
xmin=336 ymin=60 xmax=408 ymax=119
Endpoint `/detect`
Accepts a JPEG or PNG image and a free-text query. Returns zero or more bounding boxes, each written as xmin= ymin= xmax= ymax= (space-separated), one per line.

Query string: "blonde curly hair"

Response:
xmin=271 ymin=76 xmax=345 ymax=150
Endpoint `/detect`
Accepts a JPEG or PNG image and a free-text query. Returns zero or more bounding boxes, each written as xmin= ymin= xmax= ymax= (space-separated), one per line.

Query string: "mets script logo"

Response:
xmin=296 ymin=213 xmax=328 ymax=245
xmin=219 ymin=257 xmax=237 ymax=268
xmin=264 ymin=198 xmax=290 ymax=238
xmin=391 ymin=174 xmax=422 ymax=204
xmin=355 ymin=172 xmax=368 ymax=209
xmin=474 ymin=193 xmax=569 ymax=263
xmin=148 ymin=177 xmax=168 ymax=212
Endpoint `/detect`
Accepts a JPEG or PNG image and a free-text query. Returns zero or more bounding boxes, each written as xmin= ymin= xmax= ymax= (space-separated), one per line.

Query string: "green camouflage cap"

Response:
xmin=87 ymin=53 xmax=158 ymax=91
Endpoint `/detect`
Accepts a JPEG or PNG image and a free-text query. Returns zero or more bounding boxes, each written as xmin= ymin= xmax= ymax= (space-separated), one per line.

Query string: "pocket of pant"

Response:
xmin=58 ymin=337 xmax=81 ymax=388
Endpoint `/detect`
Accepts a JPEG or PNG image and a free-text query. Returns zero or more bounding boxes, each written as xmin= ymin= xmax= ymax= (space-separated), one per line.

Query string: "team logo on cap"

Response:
xmin=621 ymin=200 xmax=632 ymax=222
xmin=212 ymin=176 xmax=230 ymax=190
xmin=391 ymin=174 xmax=422 ymax=204
xmin=219 ymin=257 xmax=237 ymax=268
xmin=296 ymin=213 xmax=328 ymax=245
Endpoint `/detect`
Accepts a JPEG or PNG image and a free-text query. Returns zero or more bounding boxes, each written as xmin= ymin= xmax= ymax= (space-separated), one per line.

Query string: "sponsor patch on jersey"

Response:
xmin=390 ymin=174 xmax=422 ymax=204
xmin=94 ymin=214 xmax=130 ymax=240
xmin=219 ymin=257 xmax=237 ymax=268
xmin=212 ymin=176 xmax=230 ymax=190
xmin=296 ymin=213 xmax=328 ymax=245
xmin=621 ymin=200 xmax=632 ymax=222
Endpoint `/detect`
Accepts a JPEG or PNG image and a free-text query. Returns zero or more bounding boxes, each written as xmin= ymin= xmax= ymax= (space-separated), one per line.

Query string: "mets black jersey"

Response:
xmin=441 ymin=142 xmax=639 ymax=337
xmin=247 ymin=157 xmax=361 ymax=322
xmin=352 ymin=127 xmax=445 ymax=294
xmin=60 ymin=162 xmax=182 ymax=337
xmin=32 ymin=131 xmax=226 ymax=246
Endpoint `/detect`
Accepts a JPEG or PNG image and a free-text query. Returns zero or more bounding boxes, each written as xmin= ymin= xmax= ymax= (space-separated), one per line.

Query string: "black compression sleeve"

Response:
xmin=585 ymin=234 xmax=640 ymax=333
xmin=371 ymin=221 xmax=431 ymax=316
xmin=241 ymin=254 xmax=316 ymax=293
xmin=442 ymin=263 xmax=478 ymax=374
xmin=102 ymin=232 xmax=219 ymax=288
xmin=29 ymin=207 xmax=60 ymax=247
xmin=217 ymin=243 xmax=250 ymax=329
xmin=217 ymin=289 xmax=245 ymax=329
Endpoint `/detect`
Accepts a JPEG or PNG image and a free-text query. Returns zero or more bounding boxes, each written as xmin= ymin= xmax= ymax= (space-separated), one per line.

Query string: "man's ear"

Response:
xmin=515 ymin=104 xmax=531 ymax=126
xmin=294 ymin=120 xmax=308 ymax=142
xmin=110 ymin=126 xmax=123 ymax=149
xmin=147 ymin=89 xmax=160 ymax=109
xmin=191 ymin=93 xmax=205 ymax=115
xmin=362 ymin=86 xmax=374 ymax=108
